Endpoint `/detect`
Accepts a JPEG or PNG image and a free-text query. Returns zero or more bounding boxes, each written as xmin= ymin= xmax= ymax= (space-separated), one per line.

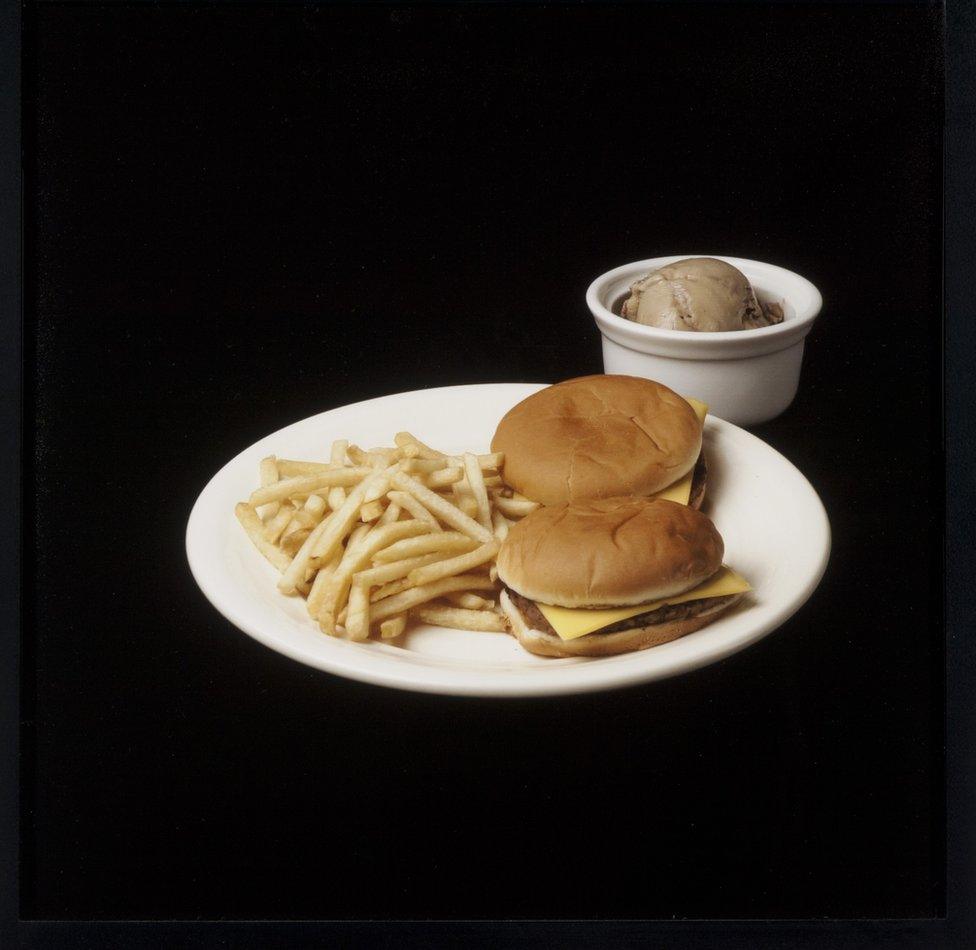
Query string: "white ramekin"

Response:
xmin=586 ymin=255 xmax=822 ymax=426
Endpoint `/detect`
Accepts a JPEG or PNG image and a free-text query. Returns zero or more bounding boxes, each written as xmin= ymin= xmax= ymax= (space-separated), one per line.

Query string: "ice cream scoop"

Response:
xmin=620 ymin=257 xmax=784 ymax=332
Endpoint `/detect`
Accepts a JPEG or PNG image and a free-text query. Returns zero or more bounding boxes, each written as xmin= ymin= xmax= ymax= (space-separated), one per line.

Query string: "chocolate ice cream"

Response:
xmin=620 ymin=257 xmax=784 ymax=332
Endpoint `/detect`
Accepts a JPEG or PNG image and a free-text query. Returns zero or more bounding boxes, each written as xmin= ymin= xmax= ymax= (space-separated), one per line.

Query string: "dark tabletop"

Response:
xmin=25 ymin=2 xmax=943 ymax=921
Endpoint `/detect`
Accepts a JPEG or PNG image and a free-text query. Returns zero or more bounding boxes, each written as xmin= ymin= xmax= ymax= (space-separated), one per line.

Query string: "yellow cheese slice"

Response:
xmin=684 ymin=396 xmax=709 ymax=420
xmin=536 ymin=566 xmax=751 ymax=641
xmin=651 ymin=397 xmax=708 ymax=505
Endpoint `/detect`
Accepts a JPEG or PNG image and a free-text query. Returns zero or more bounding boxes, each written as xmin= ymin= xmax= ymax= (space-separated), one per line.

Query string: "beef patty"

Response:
xmin=504 ymin=587 xmax=737 ymax=638
xmin=689 ymin=450 xmax=707 ymax=508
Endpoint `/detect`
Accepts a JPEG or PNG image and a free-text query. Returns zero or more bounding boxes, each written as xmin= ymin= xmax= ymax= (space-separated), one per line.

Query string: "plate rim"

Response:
xmin=186 ymin=382 xmax=831 ymax=697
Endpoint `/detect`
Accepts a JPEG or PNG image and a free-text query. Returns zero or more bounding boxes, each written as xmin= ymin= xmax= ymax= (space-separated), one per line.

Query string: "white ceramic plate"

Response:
xmin=186 ymin=384 xmax=830 ymax=696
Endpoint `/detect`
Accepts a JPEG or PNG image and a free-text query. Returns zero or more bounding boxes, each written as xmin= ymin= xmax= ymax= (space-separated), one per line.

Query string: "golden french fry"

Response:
xmin=280 ymin=527 xmax=311 ymax=556
xmin=451 ymin=475 xmax=472 ymax=521
xmin=390 ymin=472 xmax=493 ymax=542
xmin=426 ymin=467 xmax=463 ymax=489
xmin=399 ymin=441 xmax=421 ymax=459
xmin=491 ymin=493 xmax=540 ymax=519
xmin=262 ymin=503 xmax=296 ymax=543
xmin=326 ymin=440 xmax=349 ymax=510
xmin=316 ymin=524 xmax=371 ymax=634
xmin=394 ymin=432 xmax=446 ymax=459
xmin=380 ymin=614 xmax=407 ymax=639
xmin=306 ymin=549 xmax=343 ymax=619
xmin=372 ymin=531 xmax=478 ymax=564
xmin=258 ymin=456 xmax=280 ymax=520
xmin=489 ymin=564 xmax=499 ymax=583
xmin=401 ymin=458 xmax=448 ymax=475
xmin=386 ymin=490 xmax=440 ymax=527
xmin=308 ymin=467 xmax=394 ymax=562
xmin=377 ymin=501 xmax=401 ymax=526
xmin=345 ymin=582 xmax=371 ymax=641
xmin=482 ymin=475 xmax=502 ymax=487
xmin=346 ymin=445 xmax=368 ymax=465
xmin=371 ymin=555 xmax=490 ymax=601
xmin=355 ymin=553 xmax=445 ymax=593
xmin=249 ymin=468 xmax=372 ymax=507
xmin=405 ymin=453 xmax=501 ymax=474
xmin=317 ymin=518 xmax=434 ymax=631
xmin=284 ymin=493 xmax=328 ymax=536
xmin=491 ymin=507 xmax=512 ymax=541
xmin=444 ymin=592 xmax=493 ymax=610
xmin=279 ymin=469 xmax=387 ymax=594
xmin=359 ymin=518 xmax=434 ymax=555
xmin=277 ymin=515 xmax=334 ymax=594
xmin=408 ymin=540 xmax=499 ymax=587
xmin=330 ymin=439 xmax=349 ymax=465
xmin=363 ymin=474 xmax=394 ymax=504
xmin=367 ymin=447 xmax=403 ymax=465
xmin=371 ymin=573 xmax=497 ymax=622
xmin=414 ymin=605 xmax=508 ymax=632
xmin=360 ymin=500 xmax=385 ymax=522
xmin=370 ymin=576 xmax=416 ymax=602
xmin=235 ymin=503 xmax=292 ymax=573
xmin=277 ymin=459 xmax=336 ymax=477
xmin=457 ymin=496 xmax=479 ymax=519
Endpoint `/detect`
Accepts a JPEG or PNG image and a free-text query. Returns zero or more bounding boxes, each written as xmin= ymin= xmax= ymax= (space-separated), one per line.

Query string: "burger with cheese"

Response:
xmin=497 ymin=496 xmax=750 ymax=657
xmin=491 ymin=374 xmax=709 ymax=508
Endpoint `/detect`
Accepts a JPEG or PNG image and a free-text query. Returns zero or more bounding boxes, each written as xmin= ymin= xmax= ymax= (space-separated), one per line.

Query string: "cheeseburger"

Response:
xmin=491 ymin=374 xmax=709 ymax=508
xmin=497 ymin=496 xmax=750 ymax=658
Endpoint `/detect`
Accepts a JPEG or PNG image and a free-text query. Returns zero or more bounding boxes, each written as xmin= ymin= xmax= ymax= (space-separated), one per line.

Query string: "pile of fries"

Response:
xmin=234 ymin=432 xmax=539 ymax=641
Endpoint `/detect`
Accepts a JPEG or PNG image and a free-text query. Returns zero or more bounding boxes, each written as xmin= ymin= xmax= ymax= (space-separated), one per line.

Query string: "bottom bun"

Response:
xmin=499 ymin=589 xmax=743 ymax=658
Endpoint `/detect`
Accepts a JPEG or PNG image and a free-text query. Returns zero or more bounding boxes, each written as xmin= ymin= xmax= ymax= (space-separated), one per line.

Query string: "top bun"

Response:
xmin=491 ymin=375 xmax=702 ymax=504
xmin=496 ymin=496 xmax=724 ymax=608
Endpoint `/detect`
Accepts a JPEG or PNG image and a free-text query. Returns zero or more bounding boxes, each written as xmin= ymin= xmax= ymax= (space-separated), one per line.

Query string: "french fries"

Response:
xmin=235 ymin=433 xmax=533 ymax=642
xmin=372 ymin=531 xmax=479 ymax=564
xmin=407 ymin=540 xmax=499 ymax=588
xmin=426 ymin=467 xmax=463 ymax=489
xmin=277 ymin=459 xmax=334 ymax=477
xmin=370 ymin=573 xmax=497 ymax=623
xmin=258 ymin=456 xmax=280 ymax=520
xmin=394 ymin=432 xmax=446 ymax=459
xmin=491 ymin=507 xmax=512 ymax=541
xmin=445 ymin=592 xmax=493 ymax=610
xmin=380 ymin=614 xmax=408 ymax=640
xmin=413 ymin=605 xmax=508 ymax=633
xmin=359 ymin=500 xmax=385 ymax=522
xmin=390 ymin=472 xmax=494 ymax=542
xmin=491 ymin=492 xmax=540 ymax=519
xmin=327 ymin=440 xmax=348 ymax=511
xmin=235 ymin=503 xmax=292 ymax=572
xmin=263 ymin=503 xmax=296 ymax=544
xmin=317 ymin=519 xmax=435 ymax=633
xmin=249 ymin=468 xmax=372 ymax=507
xmin=386 ymin=490 xmax=439 ymax=527
xmin=463 ymin=453 xmax=492 ymax=530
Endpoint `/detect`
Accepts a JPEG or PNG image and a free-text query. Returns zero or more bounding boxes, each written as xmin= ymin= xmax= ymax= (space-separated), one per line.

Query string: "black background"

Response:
xmin=24 ymin=2 xmax=944 ymax=922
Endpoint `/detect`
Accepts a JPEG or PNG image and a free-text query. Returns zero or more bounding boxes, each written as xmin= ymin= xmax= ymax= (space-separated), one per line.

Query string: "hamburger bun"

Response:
xmin=500 ymin=588 xmax=743 ymax=658
xmin=496 ymin=496 xmax=724 ymax=609
xmin=491 ymin=375 xmax=703 ymax=505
